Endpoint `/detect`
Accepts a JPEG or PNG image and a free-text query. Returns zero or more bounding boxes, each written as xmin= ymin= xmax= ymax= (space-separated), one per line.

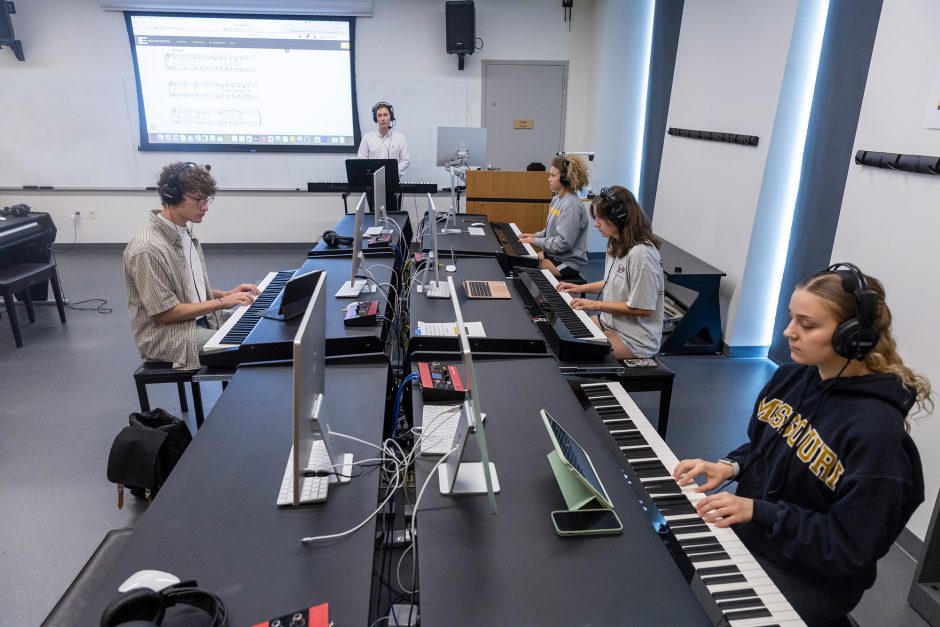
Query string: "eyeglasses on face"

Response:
xmin=184 ymin=194 xmax=214 ymax=206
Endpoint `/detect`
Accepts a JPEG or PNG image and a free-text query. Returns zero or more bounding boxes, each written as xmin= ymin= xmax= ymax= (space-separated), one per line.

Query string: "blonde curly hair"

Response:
xmin=550 ymin=155 xmax=589 ymax=193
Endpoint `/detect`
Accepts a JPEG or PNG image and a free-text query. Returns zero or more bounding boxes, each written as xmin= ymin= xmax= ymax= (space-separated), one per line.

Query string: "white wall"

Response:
xmin=831 ymin=0 xmax=940 ymax=541
xmin=652 ymin=0 xmax=799 ymax=341
xmin=0 ymin=0 xmax=600 ymax=244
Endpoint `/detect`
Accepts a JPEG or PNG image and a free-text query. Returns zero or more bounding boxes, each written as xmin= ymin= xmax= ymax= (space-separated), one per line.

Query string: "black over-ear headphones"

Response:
xmin=159 ymin=162 xmax=197 ymax=206
xmin=322 ymin=230 xmax=354 ymax=247
xmin=599 ymin=187 xmax=628 ymax=228
xmin=372 ymin=101 xmax=395 ymax=124
xmin=100 ymin=583 xmax=228 ymax=627
xmin=559 ymin=159 xmax=571 ymax=188
xmin=823 ymin=262 xmax=881 ymax=360
xmin=0 ymin=203 xmax=31 ymax=218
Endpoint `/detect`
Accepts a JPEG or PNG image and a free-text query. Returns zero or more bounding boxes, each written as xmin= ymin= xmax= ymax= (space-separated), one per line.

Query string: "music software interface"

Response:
xmin=128 ymin=14 xmax=356 ymax=150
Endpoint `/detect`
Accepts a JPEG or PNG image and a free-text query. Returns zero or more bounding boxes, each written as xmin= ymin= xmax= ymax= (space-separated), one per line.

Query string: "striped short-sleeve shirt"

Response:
xmin=123 ymin=211 xmax=221 ymax=370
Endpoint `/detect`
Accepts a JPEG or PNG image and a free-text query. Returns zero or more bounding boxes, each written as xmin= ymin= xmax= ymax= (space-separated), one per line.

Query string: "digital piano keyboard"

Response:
xmin=577 ymin=381 xmax=805 ymax=627
xmin=514 ymin=267 xmax=610 ymax=362
xmin=491 ymin=221 xmax=539 ymax=268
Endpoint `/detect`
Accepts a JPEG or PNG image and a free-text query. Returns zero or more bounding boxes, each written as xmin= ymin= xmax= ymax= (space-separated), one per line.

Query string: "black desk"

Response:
xmin=410 ymin=357 xmax=711 ymax=626
xmin=407 ymin=256 xmax=546 ymax=359
xmin=308 ymin=211 xmax=412 ymax=258
xmin=658 ymin=237 xmax=726 ymax=355
xmin=75 ymin=360 xmax=390 ymax=626
xmin=419 ymin=213 xmax=504 ymax=259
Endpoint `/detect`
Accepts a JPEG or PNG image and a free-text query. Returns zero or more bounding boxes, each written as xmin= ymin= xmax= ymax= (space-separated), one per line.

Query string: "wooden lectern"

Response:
xmin=465 ymin=170 xmax=552 ymax=234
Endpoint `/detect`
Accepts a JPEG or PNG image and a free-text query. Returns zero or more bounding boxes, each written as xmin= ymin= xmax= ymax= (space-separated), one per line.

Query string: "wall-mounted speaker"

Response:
xmin=446 ymin=0 xmax=475 ymax=70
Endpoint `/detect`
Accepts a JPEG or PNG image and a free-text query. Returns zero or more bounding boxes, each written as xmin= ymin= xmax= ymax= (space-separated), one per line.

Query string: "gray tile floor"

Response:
xmin=0 ymin=248 xmax=929 ymax=626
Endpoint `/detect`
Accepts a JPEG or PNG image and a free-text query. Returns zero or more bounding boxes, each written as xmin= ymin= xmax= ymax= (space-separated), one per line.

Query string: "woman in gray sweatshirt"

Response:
xmin=519 ymin=155 xmax=590 ymax=278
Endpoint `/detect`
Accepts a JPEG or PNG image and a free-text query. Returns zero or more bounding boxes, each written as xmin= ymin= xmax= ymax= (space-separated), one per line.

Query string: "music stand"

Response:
xmin=345 ymin=159 xmax=399 ymax=212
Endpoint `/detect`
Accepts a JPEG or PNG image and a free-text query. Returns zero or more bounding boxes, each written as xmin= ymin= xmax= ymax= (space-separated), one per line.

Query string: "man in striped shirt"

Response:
xmin=123 ymin=162 xmax=260 ymax=370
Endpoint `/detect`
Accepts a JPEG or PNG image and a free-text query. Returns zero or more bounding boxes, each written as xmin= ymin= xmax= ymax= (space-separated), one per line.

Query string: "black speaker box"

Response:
xmin=445 ymin=1 xmax=475 ymax=54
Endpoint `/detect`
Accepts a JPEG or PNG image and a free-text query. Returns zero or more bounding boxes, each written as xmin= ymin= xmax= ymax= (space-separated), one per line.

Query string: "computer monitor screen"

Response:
xmin=373 ymin=165 xmax=387 ymax=224
xmin=541 ymin=409 xmax=613 ymax=510
xmin=448 ymin=276 xmax=497 ymax=513
xmin=345 ymin=158 xmax=399 ymax=192
xmin=292 ymin=272 xmax=327 ymax=504
xmin=350 ymin=191 xmax=366 ymax=284
xmin=436 ymin=126 xmax=487 ymax=167
xmin=0 ymin=2 xmax=15 ymax=41
xmin=125 ymin=13 xmax=358 ymax=153
xmin=276 ymin=269 xmax=323 ymax=321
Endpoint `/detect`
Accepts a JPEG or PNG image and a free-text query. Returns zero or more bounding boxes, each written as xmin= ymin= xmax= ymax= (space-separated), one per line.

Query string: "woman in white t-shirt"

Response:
xmin=556 ymin=186 xmax=664 ymax=360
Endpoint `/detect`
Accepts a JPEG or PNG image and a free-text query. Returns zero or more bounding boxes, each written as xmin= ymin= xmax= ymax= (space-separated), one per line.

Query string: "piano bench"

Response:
xmin=40 ymin=528 xmax=133 ymax=627
xmin=618 ymin=355 xmax=675 ymax=439
xmin=133 ymin=361 xmax=205 ymax=429
xmin=0 ymin=261 xmax=67 ymax=348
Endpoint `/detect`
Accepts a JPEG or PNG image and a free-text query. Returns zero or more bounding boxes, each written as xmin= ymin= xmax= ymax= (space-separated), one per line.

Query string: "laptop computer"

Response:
xmin=464 ymin=280 xmax=511 ymax=300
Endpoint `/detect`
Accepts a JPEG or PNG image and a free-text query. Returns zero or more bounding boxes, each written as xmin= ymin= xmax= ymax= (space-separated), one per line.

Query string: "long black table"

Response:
xmin=407 ymin=256 xmax=546 ymax=360
xmin=658 ymin=237 xmax=726 ymax=355
xmin=410 ymin=356 xmax=711 ymax=626
xmin=75 ymin=360 xmax=390 ymax=626
xmin=419 ymin=213 xmax=504 ymax=259
xmin=308 ymin=210 xmax=412 ymax=258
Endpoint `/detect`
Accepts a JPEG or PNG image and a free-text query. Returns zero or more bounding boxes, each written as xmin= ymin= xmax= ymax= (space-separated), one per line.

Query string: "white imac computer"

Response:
xmin=373 ymin=165 xmax=388 ymax=231
xmin=437 ymin=276 xmax=499 ymax=513
xmin=277 ymin=270 xmax=354 ymax=507
xmin=418 ymin=193 xmax=450 ymax=299
xmin=335 ymin=192 xmax=370 ymax=298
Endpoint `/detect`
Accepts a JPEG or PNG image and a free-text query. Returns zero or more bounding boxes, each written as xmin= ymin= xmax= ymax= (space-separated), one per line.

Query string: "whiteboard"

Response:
xmin=0 ymin=75 xmax=468 ymax=190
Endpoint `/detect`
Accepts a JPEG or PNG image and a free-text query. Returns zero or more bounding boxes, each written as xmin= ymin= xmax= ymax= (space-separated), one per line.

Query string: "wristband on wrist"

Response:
xmin=717 ymin=458 xmax=739 ymax=479
xmin=217 ymin=298 xmax=224 ymax=310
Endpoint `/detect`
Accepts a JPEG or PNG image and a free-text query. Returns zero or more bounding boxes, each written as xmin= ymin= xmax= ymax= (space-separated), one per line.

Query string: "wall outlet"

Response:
xmin=72 ymin=210 xmax=81 ymax=221
xmin=88 ymin=209 xmax=96 ymax=220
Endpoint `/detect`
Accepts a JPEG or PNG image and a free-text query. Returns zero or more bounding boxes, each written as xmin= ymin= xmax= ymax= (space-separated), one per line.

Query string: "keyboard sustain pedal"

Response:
xmin=343 ymin=300 xmax=379 ymax=327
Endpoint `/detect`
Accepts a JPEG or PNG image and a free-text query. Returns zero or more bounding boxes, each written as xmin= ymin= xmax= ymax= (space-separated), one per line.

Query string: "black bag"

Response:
xmin=106 ymin=408 xmax=192 ymax=508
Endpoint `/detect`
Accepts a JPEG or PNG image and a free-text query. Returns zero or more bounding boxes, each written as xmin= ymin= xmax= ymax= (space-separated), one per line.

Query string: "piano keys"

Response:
xmin=491 ymin=221 xmax=539 ymax=268
xmin=200 ymin=270 xmax=294 ymax=367
xmin=513 ymin=267 xmax=610 ymax=362
xmin=577 ymin=381 xmax=806 ymax=627
xmin=307 ymin=180 xmax=438 ymax=194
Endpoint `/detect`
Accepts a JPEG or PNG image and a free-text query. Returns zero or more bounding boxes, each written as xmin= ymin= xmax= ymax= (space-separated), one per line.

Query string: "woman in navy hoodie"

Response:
xmin=674 ymin=264 xmax=932 ymax=626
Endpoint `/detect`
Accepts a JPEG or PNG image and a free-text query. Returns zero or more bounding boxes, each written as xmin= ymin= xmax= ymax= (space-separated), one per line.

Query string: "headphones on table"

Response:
xmin=598 ymin=187 xmax=628 ymax=228
xmin=322 ymin=230 xmax=354 ymax=247
xmin=158 ymin=162 xmax=198 ymax=206
xmin=100 ymin=583 xmax=228 ymax=627
xmin=372 ymin=101 xmax=396 ymax=125
xmin=559 ymin=159 xmax=571 ymax=189
xmin=0 ymin=203 xmax=31 ymax=218
xmin=820 ymin=262 xmax=881 ymax=360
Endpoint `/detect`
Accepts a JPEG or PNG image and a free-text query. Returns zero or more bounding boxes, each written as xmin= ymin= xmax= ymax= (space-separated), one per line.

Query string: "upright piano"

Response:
xmin=0 ymin=211 xmax=57 ymax=299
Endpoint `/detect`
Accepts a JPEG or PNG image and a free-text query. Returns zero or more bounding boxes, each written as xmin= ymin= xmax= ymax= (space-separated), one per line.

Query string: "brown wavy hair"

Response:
xmin=798 ymin=270 xmax=933 ymax=425
xmin=550 ymin=155 xmax=589 ymax=193
xmin=157 ymin=162 xmax=218 ymax=205
xmin=590 ymin=185 xmax=660 ymax=259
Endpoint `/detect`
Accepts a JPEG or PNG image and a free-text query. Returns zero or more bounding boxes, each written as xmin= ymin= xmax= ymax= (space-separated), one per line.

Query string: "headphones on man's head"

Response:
xmin=0 ymin=203 xmax=31 ymax=218
xmin=100 ymin=583 xmax=228 ymax=627
xmin=372 ymin=101 xmax=396 ymax=124
xmin=322 ymin=229 xmax=354 ymax=247
xmin=559 ymin=159 xmax=571 ymax=188
xmin=159 ymin=162 xmax=197 ymax=206
xmin=821 ymin=262 xmax=881 ymax=360
xmin=598 ymin=187 xmax=628 ymax=228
